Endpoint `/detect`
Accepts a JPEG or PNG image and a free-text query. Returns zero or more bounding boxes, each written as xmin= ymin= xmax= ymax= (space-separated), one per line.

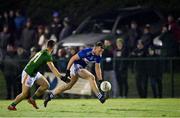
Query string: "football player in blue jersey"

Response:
xmin=44 ymin=42 xmax=106 ymax=107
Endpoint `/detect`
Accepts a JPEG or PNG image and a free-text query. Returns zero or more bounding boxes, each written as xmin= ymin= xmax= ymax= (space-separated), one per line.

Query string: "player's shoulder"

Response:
xmin=40 ymin=49 xmax=51 ymax=57
xmin=41 ymin=49 xmax=48 ymax=54
xmin=81 ymin=47 xmax=92 ymax=52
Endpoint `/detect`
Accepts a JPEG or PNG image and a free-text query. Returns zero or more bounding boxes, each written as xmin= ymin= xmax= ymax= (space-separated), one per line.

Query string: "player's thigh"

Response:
xmin=35 ymin=75 xmax=49 ymax=87
xmin=22 ymin=84 xmax=30 ymax=96
xmin=78 ymin=69 xmax=94 ymax=80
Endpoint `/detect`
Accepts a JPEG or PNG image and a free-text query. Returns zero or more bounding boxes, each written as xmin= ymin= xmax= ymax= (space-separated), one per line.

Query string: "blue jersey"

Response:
xmin=74 ymin=48 xmax=102 ymax=68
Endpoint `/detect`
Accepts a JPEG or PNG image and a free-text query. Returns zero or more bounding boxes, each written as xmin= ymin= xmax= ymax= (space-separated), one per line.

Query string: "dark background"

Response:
xmin=0 ymin=0 xmax=180 ymax=99
xmin=1 ymin=0 xmax=180 ymax=26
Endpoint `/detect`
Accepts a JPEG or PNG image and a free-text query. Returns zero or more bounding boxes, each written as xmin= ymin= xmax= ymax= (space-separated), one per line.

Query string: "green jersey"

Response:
xmin=24 ymin=49 xmax=53 ymax=76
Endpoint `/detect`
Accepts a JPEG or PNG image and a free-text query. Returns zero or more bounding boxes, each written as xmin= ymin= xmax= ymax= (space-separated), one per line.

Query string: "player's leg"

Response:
xmin=78 ymin=69 xmax=99 ymax=94
xmin=78 ymin=69 xmax=106 ymax=103
xmin=8 ymin=72 xmax=31 ymax=110
xmin=44 ymin=75 xmax=78 ymax=107
xmin=32 ymin=75 xmax=49 ymax=98
xmin=8 ymin=83 xmax=30 ymax=110
xmin=54 ymin=75 xmax=78 ymax=95
xmin=28 ymin=73 xmax=49 ymax=109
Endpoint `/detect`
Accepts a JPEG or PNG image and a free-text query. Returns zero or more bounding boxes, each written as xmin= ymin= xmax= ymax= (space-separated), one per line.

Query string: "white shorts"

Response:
xmin=70 ymin=64 xmax=83 ymax=76
xmin=21 ymin=71 xmax=43 ymax=87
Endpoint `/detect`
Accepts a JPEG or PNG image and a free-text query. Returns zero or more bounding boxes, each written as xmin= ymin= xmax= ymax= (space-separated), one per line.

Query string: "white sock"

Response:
xmin=50 ymin=92 xmax=55 ymax=99
xmin=97 ymin=93 xmax=103 ymax=99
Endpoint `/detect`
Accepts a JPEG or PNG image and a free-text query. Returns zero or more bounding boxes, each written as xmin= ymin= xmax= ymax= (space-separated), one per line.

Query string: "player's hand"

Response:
xmin=60 ymin=70 xmax=71 ymax=83
xmin=65 ymin=70 xmax=71 ymax=78
xmin=61 ymin=75 xmax=71 ymax=83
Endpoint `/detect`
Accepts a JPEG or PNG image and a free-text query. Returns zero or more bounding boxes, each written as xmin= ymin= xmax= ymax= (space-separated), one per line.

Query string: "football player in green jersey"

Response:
xmin=8 ymin=40 xmax=70 ymax=111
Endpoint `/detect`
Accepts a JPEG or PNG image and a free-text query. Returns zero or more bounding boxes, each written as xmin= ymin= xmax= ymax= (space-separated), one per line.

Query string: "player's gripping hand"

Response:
xmin=65 ymin=70 xmax=71 ymax=79
xmin=61 ymin=70 xmax=71 ymax=83
xmin=60 ymin=70 xmax=71 ymax=83
xmin=61 ymin=75 xmax=71 ymax=83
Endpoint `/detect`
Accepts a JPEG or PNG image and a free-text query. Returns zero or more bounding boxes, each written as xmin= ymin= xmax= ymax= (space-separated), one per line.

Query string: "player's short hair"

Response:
xmin=95 ymin=41 xmax=104 ymax=49
xmin=47 ymin=40 xmax=55 ymax=48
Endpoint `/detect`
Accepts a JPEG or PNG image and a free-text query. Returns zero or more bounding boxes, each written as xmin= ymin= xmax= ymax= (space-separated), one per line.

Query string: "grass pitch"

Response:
xmin=0 ymin=98 xmax=180 ymax=117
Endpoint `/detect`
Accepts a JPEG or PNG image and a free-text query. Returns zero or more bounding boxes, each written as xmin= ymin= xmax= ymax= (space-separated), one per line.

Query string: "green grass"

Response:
xmin=1 ymin=99 xmax=180 ymax=117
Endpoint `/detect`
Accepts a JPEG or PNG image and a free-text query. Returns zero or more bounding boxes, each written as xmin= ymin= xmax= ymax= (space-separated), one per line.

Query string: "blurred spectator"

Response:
xmin=14 ymin=10 xmax=26 ymax=40
xmin=167 ymin=15 xmax=180 ymax=56
xmin=30 ymin=46 xmax=37 ymax=58
xmin=126 ymin=21 xmax=142 ymax=53
xmin=159 ymin=24 xmax=178 ymax=57
xmin=167 ymin=15 xmax=180 ymax=44
xmin=8 ymin=10 xmax=16 ymax=32
xmin=0 ymin=25 xmax=13 ymax=59
xmin=0 ymin=14 xmax=3 ymax=31
xmin=44 ymin=26 xmax=51 ymax=39
xmin=2 ymin=43 xmax=18 ymax=99
xmin=114 ymin=38 xmax=129 ymax=98
xmin=59 ymin=17 xmax=73 ymax=41
xmin=140 ymin=24 xmax=153 ymax=50
xmin=2 ymin=12 xmax=9 ymax=27
xmin=102 ymin=39 xmax=119 ymax=98
xmin=55 ymin=48 xmax=68 ymax=72
xmin=15 ymin=44 xmax=28 ymax=94
xmin=147 ymin=46 xmax=163 ymax=98
xmin=37 ymin=25 xmax=47 ymax=50
xmin=20 ymin=18 xmax=36 ymax=55
xmin=131 ymin=40 xmax=148 ymax=98
xmin=126 ymin=21 xmax=142 ymax=73
xmin=49 ymin=11 xmax=62 ymax=42
xmin=16 ymin=44 xmax=28 ymax=60
xmin=38 ymin=26 xmax=51 ymax=51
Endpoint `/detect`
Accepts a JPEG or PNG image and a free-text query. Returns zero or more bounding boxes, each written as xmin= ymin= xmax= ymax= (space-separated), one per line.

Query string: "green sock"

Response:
xmin=32 ymin=94 xmax=38 ymax=100
xmin=11 ymin=102 xmax=17 ymax=107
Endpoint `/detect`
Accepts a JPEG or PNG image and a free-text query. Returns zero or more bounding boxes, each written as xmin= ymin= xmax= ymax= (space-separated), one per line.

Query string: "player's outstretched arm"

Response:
xmin=47 ymin=61 xmax=70 ymax=83
xmin=66 ymin=54 xmax=80 ymax=70
xmin=95 ymin=63 xmax=103 ymax=81
xmin=95 ymin=63 xmax=104 ymax=88
xmin=64 ymin=54 xmax=80 ymax=78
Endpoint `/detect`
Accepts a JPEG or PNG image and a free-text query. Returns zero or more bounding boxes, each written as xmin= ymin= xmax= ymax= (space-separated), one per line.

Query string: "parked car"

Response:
xmin=60 ymin=6 xmax=164 ymax=47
